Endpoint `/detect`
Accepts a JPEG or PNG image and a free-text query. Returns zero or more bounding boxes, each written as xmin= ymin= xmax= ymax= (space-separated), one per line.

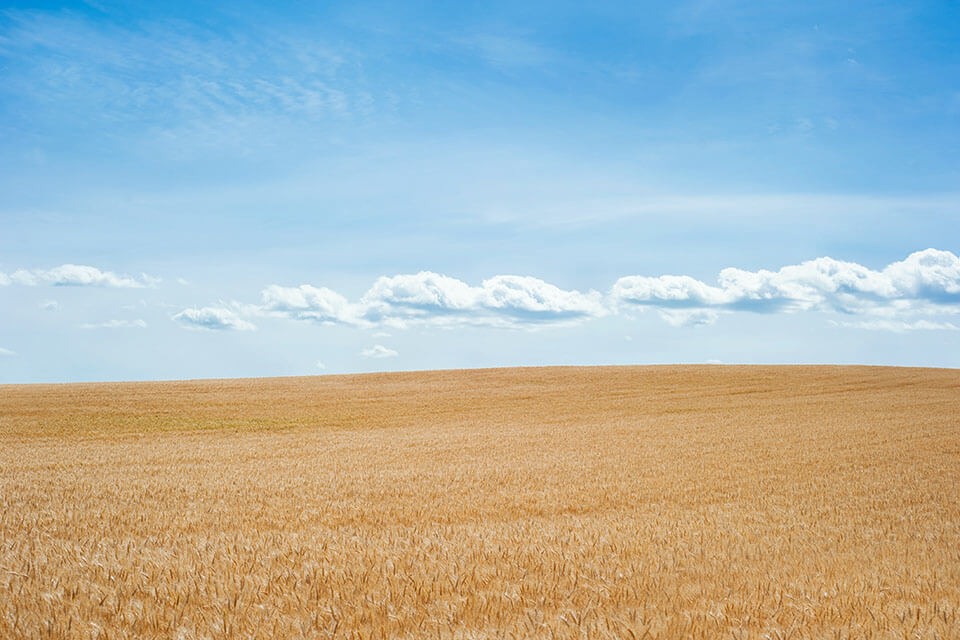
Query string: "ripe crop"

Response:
xmin=1 ymin=365 xmax=958 ymax=638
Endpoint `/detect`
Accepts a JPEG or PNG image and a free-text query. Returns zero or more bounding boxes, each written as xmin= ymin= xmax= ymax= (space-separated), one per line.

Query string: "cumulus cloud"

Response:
xmin=612 ymin=249 xmax=960 ymax=321
xmin=260 ymin=284 xmax=358 ymax=325
xmin=2 ymin=264 xmax=157 ymax=288
xmin=172 ymin=250 xmax=960 ymax=335
xmin=80 ymin=319 xmax=148 ymax=329
xmin=253 ymin=272 xmax=604 ymax=329
xmin=883 ymin=249 xmax=960 ymax=303
xmin=360 ymin=271 xmax=606 ymax=328
xmin=172 ymin=307 xmax=256 ymax=331
xmin=361 ymin=344 xmax=398 ymax=358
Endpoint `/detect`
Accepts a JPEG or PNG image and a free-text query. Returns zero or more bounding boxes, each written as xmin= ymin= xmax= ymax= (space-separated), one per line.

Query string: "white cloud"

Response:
xmin=360 ymin=271 xmax=606 ymax=328
xmin=173 ymin=249 xmax=960 ymax=334
xmin=658 ymin=309 xmax=720 ymax=327
xmin=39 ymin=300 xmax=59 ymax=311
xmin=5 ymin=264 xmax=157 ymax=288
xmin=0 ymin=272 xmax=9 ymax=286
xmin=9 ymin=270 xmax=38 ymax=286
xmin=80 ymin=319 xmax=148 ymax=329
xmin=614 ymin=275 xmax=729 ymax=309
xmin=172 ymin=307 xmax=256 ymax=331
xmin=612 ymin=249 xmax=960 ymax=321
xmin=362 ymin=272 xmax=476 ymax=320
xmin=316 ymin=360 xmax=327 ymax=370
xmin=361 ymin=344 xmax=398 ymax=359
xmin=260 ymin=284 xmax=359 ymax=325
xmin=483 ymin=275 xmax=606 ymax=320
xmin=883 ymin=248 xmax=960 ymax=302
xmin=255 ymin=272 xmax=604 ymax=329
xmin=0 ymin=346 xmax=15 ymax=356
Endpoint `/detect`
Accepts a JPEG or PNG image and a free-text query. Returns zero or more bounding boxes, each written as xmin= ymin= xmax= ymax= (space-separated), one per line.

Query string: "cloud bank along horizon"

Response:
xmin=164 ymin=249 xmax=960 ymax=331
xmin=4 ymin=249 xmax=958 ymax=335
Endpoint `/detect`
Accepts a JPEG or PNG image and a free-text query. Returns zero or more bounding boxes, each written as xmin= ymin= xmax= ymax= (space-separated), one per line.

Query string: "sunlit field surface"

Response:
xmin=1 ymin=365 xmax=959 ymax=639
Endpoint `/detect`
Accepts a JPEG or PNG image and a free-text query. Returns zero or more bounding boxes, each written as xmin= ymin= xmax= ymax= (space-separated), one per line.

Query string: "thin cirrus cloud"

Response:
xmin=172 ymin=249 xmax=960 ymax=332
xmin=0 ymin=264 xmax=157 ymax=288
xmin=830 ymin=319 xmax=960 ymax=332
xmin=0 ymin=9 xmax=372 ymax=142
xmin=80 ymin=319 xmax=148 ymax=329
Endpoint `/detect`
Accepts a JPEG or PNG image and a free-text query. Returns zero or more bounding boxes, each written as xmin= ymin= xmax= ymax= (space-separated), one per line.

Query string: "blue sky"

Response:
xmin=1 ymin=0 xmax=959 ymax=382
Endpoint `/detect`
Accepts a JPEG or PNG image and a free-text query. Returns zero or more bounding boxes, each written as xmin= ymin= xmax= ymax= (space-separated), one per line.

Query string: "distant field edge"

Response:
xmin=1 ymin=361 xmax=958 ymax=389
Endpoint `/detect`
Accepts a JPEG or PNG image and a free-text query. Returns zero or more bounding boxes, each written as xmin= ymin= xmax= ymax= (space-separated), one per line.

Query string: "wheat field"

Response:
xmin=1 ymin=365 xmax=958 ymax=639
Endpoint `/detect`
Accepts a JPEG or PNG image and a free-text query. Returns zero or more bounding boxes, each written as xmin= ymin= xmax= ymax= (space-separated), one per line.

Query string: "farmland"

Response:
xmin=1 ymin=365 xmax=959 ymax=638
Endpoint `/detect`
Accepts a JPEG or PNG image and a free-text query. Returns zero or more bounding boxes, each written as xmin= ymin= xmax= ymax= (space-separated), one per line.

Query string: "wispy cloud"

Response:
xmin=831 ymin=319 xmax=960 ymax=332
xmin=475 ymin=193 xmax=960 ymax=229
xmin=658 ymin=309 xmax=720 ymax=327
xmin=172 ymin=307 xmax=256 ymax=331
xmin=0 ymin=346 xmax=16 ymax=357
xmin=361 ymin=344 xmax=398 ymax=359
xmin=452 ymin=33 xmax=553 ymax=68
xmin=80 ymin=319 xmax=148 ymax=329
xmin=1 ymin=264 xmax=157 ymax=288
xmin=0 ymin=9 xmax=376 ymax=141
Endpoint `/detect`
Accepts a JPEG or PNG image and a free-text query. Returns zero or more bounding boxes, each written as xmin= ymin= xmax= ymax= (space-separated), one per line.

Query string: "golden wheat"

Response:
xmin=1 ymin=365 xmax=958 ymax=638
